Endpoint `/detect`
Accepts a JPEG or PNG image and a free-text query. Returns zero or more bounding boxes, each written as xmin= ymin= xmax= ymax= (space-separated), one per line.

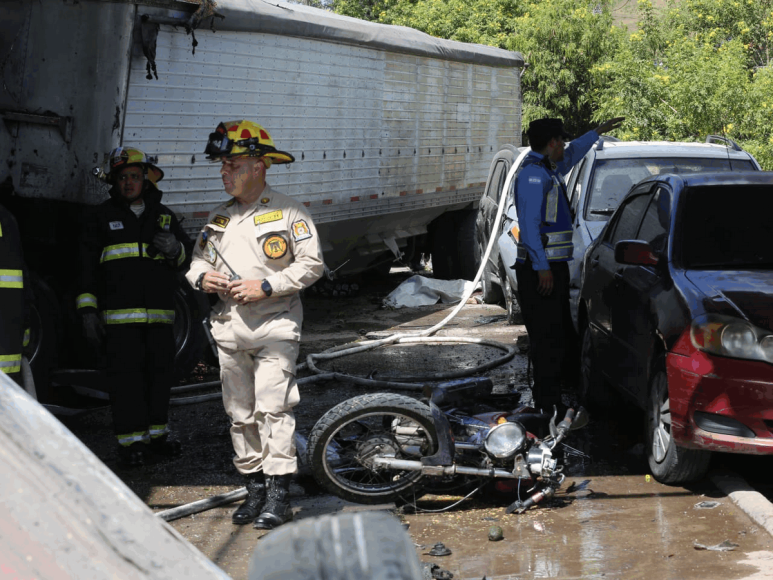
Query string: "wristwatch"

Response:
xmin=261 ymin=279 xmax=273 ymax=297
xmin=195 ymin=272 xmax=206 ymax=290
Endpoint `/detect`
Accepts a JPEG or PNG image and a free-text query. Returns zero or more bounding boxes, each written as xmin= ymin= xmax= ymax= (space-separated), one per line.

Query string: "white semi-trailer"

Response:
xmin=0 ymin=0 xmax=524 ymax=400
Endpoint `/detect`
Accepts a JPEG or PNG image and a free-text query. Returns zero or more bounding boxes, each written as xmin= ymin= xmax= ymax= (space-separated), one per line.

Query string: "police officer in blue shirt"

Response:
xmin=514 ymin=116 xmax=624 ymax=413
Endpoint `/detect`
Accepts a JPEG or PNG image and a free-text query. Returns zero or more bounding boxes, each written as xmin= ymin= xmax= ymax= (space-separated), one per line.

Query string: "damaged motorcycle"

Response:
xmin=307 ymin=377 xmax=588 ymax=513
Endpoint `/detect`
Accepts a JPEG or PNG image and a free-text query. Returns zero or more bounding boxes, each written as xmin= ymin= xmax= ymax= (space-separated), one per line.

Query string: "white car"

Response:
xmin=475 ymin=136 xmax=762 ymax=326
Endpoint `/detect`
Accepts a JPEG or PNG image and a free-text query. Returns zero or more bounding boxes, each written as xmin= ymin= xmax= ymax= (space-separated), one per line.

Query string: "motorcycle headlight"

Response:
xmin=484 ymin=422 xmax=527 ymax=460
xmin=691 ymin=314 xmax=773 ymax=364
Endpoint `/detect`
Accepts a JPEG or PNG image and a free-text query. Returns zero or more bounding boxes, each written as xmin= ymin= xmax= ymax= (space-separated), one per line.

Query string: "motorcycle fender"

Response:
xmin=420 ymin=402 xmax=456 ymax=467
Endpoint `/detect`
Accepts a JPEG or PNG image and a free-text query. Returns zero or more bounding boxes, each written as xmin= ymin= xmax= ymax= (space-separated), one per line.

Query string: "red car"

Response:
xmin=578 ymin=171 xmax=773 ymax=483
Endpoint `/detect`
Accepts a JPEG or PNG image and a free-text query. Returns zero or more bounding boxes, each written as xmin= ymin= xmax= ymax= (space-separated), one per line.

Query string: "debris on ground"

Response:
xmin=694 ymin=501 xmax=721 ymax=510
xmin=694 ymin=540 xmax=739 ymax=551
xmin=426 ymin=542 xmax=453 ymax=556
xmin=488 ymin=525 xmax=504 ymax=541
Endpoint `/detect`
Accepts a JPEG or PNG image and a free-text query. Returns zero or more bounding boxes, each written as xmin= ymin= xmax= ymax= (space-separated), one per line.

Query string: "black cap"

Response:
xmin=527 ymin=118 xmax=573 ymax=142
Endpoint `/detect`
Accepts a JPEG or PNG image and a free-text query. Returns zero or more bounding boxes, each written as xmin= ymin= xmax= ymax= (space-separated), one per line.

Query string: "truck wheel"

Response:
xmin=455 ymin=209 xmax=479 ymax=281
xmin=27 ymin=274 xmax=60 ymax=402
xmin=172 ymin=275 xmax=210 ymax=380
xmin=430 ymin=209 xmax=479 ymax=281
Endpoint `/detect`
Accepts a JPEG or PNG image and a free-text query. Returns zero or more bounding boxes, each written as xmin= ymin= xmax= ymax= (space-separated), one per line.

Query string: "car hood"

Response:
xmin=684 ymin=270 xmax=773 ymax=331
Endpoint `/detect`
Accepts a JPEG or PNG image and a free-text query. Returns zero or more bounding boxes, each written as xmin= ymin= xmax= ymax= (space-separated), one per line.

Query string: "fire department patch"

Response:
xmin=291 ymin=219 xmax=312 ymax=242
xmin=263 ymin=234 xmax=288 ymax=259
xmin=254 ymin=210 xmax=283 ymax=225
xmin=211 ymin=215 xmax=230 ymax=228
xmin=204 ymin=241 xmax=217 ymax=264
xmin=109 ymin=221 xmax=124 ymax=230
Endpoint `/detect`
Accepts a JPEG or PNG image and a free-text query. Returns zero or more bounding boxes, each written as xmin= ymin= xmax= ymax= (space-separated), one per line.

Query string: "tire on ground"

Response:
xmin=248 ymin=511 xmax=423 ymax=580
xmin=27 ymin=274 xmax=61 ymax=402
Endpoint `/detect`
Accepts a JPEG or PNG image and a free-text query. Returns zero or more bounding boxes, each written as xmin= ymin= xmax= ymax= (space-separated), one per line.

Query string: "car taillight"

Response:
xmin=691 ymin=314 xmax=773 ymax=364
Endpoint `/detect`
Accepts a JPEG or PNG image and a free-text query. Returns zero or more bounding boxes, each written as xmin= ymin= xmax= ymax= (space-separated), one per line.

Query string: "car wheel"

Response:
xmin=645 ymin=356 xmax=711 ymax=484
xmin=503 ymin=275 xmax=521 ymax=325
xmin=481 ymin=263 xmax=504 ymax=305
xmin=578 ymin=324 xmax=609 ymax=412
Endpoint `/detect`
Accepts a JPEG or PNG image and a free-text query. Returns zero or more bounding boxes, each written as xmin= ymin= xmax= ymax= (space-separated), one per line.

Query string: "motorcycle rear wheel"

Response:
xmin=308 ymin=393 xmax=438 ymax=505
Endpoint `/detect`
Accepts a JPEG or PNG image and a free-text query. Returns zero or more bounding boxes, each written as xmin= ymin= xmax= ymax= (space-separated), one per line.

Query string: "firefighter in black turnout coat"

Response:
xmin=0 ymin=202 xmax=31 ymax=387
xmin=76 ymin=147 xmax=189 ymax=466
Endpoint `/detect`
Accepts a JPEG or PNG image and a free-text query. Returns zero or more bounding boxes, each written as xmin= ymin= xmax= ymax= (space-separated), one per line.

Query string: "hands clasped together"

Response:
xmin=200 ymin=272 xmax=268 ymax=305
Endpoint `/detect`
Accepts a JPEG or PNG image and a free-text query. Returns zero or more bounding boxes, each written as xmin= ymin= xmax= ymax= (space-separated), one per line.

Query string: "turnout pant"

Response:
xmin=514 ymin=261 xmax=579 ymax=411
xmin=105 ymin=324 xmax=175 ymax=444
xmin=217 ymin=340 xmax=300 ymax=477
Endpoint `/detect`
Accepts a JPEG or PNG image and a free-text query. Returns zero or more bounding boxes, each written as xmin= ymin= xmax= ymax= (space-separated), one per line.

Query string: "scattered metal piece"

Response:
xmin=694 ymin=501 xmax=720 ymax=510
xmin=476 ymin=314 xmax=507 ymax=325
xmin=694 ymin=540 xmax=739 ymax=552
xmin=488 ymin=525 xmax=504 ymax=541
xmin=481 ymin=516 xmax=500 ymax=522
xmin=426 ymin=542 xmax=452 ymax=557
xmin=421 ymin=562 xmax=454 ymax=580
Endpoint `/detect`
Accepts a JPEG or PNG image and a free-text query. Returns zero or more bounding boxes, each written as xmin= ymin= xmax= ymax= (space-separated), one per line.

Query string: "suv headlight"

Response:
xmin=691 ymin=314 xmax=773 ymax=364
xmin=484 ymin=422 xmax=527 ymax=460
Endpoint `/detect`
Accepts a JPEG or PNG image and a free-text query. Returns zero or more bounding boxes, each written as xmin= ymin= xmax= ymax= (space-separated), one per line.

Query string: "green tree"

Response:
xmin=507 ymin=0 xmax=625 ymax=138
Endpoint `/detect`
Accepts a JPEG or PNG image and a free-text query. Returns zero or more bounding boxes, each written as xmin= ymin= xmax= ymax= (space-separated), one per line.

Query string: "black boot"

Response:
xmin=232 ymin=473 xmax=267 ymax=525
xmin=117 ymin=442 xmax=148 ymax=467
xmin=253 ymin=474 xmax=293 ymax=530
xmin=149 ymin=434 xmax=182 ymax=458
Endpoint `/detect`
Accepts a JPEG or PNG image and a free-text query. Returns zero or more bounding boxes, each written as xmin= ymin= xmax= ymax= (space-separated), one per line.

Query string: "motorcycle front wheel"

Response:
xmin=308 ymin=393 xmax=438 ymax=505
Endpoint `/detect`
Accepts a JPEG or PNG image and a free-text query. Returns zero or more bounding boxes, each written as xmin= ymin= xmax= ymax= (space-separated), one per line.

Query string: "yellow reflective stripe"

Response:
xmin=76 ymin=293 xmax=98 ymax=310
xmin=103 ymin=309 xmax=148 ymax=324
xmin=0 ymin=269 xmax=23 ymax=289
xmin=100 ymin=243 xmax=141 ymax=263
xmin=546 ymin=231 xmax=573 ymax=246
xmin=149 ymin=424 xmax=169 ymax=438
xmin=176 ymin=244 xmax=186 ymax=267
xmin=23 ymin=328 xmax=30 ymax=347
xmin=0 ymin=354 xmax=22 ymax=374
xmin=147 ymin=309 xmax=175 ymax=324
xmin=116 ymin=431 xmax=150 ymax=446
xmin=545 ymin=246 xmax=573 ymax=260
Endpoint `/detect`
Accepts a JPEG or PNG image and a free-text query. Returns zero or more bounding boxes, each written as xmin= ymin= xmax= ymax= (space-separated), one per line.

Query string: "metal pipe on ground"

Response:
xmin=157 ymin=488 xmax=247 ymax=522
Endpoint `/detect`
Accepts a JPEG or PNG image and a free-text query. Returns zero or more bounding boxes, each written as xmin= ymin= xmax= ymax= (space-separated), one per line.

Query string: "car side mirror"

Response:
xmin=614 ymin=240 xmax=659 ymax=266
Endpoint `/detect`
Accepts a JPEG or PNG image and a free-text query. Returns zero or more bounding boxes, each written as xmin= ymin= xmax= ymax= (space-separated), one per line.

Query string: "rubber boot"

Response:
xmin=117 ymin=442 xmax=148 ymax=467
xmin=149 ymin=434 xmax=182 ymax=458
xmin=232 ymin=472 xmax=267 ymax=525
xmin=253 ymin=474 xmax=293 ymax=530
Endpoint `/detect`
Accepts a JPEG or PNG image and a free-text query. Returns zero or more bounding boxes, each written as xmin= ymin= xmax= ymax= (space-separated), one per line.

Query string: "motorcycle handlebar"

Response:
xmin=554 ymin=407 xmax=576 ymax=443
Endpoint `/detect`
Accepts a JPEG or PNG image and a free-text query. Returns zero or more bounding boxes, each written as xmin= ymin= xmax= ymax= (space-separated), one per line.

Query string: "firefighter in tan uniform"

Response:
xmin=186 ymin=121 xmax=324 ymax=530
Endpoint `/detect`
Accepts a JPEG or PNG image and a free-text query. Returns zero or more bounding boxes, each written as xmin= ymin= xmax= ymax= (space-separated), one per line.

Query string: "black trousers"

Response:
xmin=514 ymin=261 xmax=579 ymax=411
xmin=105 ymin=324 xmax=175 ymax=437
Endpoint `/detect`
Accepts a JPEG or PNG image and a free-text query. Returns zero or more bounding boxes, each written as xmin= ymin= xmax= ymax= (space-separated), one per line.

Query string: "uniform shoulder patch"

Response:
xmin=211 ymin=215 xmax=230 ymax=228
xmin=254 ymin=210 xmax=283 ymax=225
xmin=263 ymin=234 xmax=288 ymax=259
xmin=291 ymin=219 xmax=312 ymax=242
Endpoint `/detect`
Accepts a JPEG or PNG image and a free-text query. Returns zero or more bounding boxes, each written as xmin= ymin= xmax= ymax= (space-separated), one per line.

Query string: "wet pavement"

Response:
xmin=158 ymin=283 xmax=773 ymax=580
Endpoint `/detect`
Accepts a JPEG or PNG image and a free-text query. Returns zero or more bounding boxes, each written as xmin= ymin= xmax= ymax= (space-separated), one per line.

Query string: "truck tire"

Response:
xmin=248 ymin=511 xmax=423 ymax=580
xmin=430 ymin=209 xmax=480 ymax=281
xmin=172 ymin=275 xmax=210 ymax=380
xmin=27 ymin=274 xmax=60 ymax=402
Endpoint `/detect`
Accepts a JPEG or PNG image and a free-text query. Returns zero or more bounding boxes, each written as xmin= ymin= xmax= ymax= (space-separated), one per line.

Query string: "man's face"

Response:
xmin=220 ymin=157 xmax=265 ymax=200
xmin=116 ymin=166 xmax=144 ymax=203
xmin=548 ymin=136 xmax=567 ymax=162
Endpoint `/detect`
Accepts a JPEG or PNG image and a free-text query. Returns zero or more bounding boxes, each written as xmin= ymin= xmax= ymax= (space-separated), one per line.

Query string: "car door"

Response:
xmin=584 ymin=189 xmax=652 ymax=385
xmin=612 ymin=186 xmax=671 ymax=400
xmin=476 ymin=151 xmax=514 ymax=273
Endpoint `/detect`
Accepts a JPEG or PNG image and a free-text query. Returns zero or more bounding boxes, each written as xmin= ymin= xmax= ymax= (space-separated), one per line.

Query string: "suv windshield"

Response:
xmin=585 ymin=157 xmax=756 ymax=221
xmin=680 ymin=184 xmax=773 ymax=269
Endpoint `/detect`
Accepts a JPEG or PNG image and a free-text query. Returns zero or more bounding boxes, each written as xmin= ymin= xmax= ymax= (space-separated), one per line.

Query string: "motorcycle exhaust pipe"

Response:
xmin=372 ymin=457 xmax=519 ymax=479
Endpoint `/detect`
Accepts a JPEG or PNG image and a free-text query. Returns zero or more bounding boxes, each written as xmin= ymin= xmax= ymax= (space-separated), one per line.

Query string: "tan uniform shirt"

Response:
xmin=186 ymin=184 xmax=324 ymax=351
